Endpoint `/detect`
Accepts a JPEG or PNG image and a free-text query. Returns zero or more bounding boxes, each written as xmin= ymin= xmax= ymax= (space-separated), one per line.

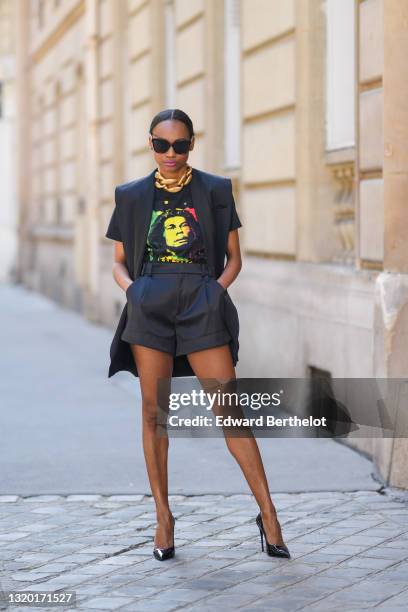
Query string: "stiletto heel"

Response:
xmin=255 ymin=512 xmax=290 ymax=559
xmin=153 ymin=514 xmax=176 ymax=561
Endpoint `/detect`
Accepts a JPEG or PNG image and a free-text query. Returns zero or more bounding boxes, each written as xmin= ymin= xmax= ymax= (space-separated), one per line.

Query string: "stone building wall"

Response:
xmin=14 ymin=0 xmax=408 ymax=488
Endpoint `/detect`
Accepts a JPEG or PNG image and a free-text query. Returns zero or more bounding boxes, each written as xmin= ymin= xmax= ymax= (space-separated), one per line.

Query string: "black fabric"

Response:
xmin=105 ymin=187 xmax=123 ymax=242
xmin=105 ymin=167 xmax=242 ymax=378
xmin=143 ymin=184 xmax=207 ymax=264
xmin=122 ymin=262 xmax=231 ymax=357
xmin=228 ymin=183 xmax=242 ymax=232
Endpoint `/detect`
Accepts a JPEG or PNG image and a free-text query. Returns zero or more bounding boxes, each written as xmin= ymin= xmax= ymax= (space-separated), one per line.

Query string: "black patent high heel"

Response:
xmin=153 ymin=514 xmax=176 ymax=561
xmin=256 ymin=512 xmax=290 ymax=559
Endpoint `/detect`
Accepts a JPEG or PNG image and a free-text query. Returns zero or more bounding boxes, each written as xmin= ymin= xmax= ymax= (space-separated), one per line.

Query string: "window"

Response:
xmin=224 ymin=0 xmax=241 ymax=168
xmin=325 ymin=0 xmax=356 ymax=150
xmin=164 ymin=0 xmax=176 ymax=107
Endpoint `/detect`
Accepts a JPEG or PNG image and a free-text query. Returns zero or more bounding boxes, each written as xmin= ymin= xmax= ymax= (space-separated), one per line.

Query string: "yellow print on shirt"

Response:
xmin=146 ymin=206 xmax=205 ymax=263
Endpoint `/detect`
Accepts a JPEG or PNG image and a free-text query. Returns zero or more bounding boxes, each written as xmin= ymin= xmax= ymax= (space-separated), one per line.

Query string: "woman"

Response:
xmin=105 ymin=108 xmax=290 ymax=561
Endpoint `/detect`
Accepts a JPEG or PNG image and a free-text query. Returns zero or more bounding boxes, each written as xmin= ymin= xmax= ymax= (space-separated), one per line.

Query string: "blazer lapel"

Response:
xmin=190 ymin=167 xmax=216 ymax=272
xmin=132 ymin=166 xmax=215 ymax=277
xmin=132 ymin=168 xmax=156 ymax=278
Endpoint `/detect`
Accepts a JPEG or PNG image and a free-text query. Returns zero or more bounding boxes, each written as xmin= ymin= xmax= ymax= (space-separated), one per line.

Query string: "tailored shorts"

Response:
xmin=121 ymin=261 xmax=232 ymax=357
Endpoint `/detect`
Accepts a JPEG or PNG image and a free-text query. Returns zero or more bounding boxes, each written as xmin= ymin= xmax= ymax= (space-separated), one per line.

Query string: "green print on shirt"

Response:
xmin=145 ymin=205 xmax=206 ymax=263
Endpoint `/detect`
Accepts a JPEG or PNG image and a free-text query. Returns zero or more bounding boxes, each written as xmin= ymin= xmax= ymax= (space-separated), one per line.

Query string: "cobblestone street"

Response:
xmin=1 ymin=490 xmax=408 ymax=611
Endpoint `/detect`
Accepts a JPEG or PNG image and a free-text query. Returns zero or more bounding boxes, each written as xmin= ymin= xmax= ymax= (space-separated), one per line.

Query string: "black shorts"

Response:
xmin=121 ymin=261 xmax=232 ymax=356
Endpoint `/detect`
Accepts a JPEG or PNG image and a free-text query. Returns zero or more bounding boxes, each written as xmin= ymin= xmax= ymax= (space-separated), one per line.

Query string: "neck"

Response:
xmin=158 ymin=164 xmax=188 ymax=181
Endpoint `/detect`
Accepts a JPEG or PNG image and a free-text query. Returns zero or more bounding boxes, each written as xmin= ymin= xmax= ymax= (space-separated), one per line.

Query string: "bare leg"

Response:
xmin=187 ymin=344 xmax=286 ymax=547
xmin=130 ymin=344 xmax=174 ymax=549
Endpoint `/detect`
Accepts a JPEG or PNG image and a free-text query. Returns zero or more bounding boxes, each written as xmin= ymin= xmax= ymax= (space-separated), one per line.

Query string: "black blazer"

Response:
xmin=105 ymin=166 xmax=242 ymax=378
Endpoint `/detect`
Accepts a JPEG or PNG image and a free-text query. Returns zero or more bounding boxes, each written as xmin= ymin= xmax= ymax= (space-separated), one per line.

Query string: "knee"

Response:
xmin=142 ymin=400 xmax=159 ymax=429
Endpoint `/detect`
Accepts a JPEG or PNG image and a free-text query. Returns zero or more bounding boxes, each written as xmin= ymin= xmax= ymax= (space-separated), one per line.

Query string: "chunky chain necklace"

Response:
xmin=155 ymin=164 xmax=192 ymax=193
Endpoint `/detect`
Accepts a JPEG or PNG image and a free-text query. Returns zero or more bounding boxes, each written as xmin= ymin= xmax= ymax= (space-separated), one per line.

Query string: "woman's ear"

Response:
xmin=190 ymin=135 xmax=195 ymax=150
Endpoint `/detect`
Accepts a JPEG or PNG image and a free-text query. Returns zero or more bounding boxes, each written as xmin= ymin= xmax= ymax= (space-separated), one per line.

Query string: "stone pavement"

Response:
xmin=1 ymin=490 xmax=408 ymax=611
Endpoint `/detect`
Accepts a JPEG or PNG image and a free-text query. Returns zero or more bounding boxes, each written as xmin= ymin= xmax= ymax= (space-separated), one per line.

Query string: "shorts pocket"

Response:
xmin=210 ymin=277 xmax=227 ymax=295
xmin=204 ymin=277 xmax=227 ymax=326
xmin=223 ymin=290 xmax=239 ymax=334
xmin=126 ymin=276 xmax=148 ymax=302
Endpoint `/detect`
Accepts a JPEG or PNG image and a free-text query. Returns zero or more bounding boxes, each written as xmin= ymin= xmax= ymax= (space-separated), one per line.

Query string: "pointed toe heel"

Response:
xmin=255 ymin=512 xmax=290 ymax=559
xmin=153 ymin=545 xmax=175 ymax=561
xmin=153 ymin=514 xmax=176 ymax=561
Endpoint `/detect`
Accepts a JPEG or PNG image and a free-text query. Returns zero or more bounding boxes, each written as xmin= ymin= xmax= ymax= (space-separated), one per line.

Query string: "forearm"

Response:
xmin=112 ymin=262 xmax=133 ymax=292
xmin=217 ymin=254 xmax=242 ymax=290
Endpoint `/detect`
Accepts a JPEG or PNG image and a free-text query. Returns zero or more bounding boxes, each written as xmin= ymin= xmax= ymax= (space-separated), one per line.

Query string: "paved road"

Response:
xmin=0 ymin=283 xmax=378 ymax=496
xmin=0 ymin=491 xmax=408 ymax=611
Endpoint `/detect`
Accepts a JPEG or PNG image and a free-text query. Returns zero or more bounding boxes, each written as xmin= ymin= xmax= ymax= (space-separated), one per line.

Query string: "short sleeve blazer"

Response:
xmin=105 ymin=166 xmax=242 ymax=281
xmin=104 ymin=166 xmax=242 ymax=379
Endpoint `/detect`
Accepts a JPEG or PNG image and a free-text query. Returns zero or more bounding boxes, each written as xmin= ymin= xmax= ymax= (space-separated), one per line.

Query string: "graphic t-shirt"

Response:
xmin=143 ymin=184 xmax=207 ymax=263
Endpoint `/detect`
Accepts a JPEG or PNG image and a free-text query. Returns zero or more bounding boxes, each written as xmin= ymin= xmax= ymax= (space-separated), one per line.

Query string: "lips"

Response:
xmin=164 ymin=161 xmax=177 ymax=166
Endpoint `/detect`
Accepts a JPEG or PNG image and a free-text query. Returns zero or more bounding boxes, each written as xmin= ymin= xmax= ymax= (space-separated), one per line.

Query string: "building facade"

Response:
xmin=14 ymin=0 xmax=408 ymax=487
xmin=0 ymin=0 xmax=17 ymax=282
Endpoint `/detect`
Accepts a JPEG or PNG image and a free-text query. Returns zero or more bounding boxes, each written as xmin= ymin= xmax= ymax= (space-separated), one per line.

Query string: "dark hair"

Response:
xmin=149 ymin=109 xmax=194 ymax=139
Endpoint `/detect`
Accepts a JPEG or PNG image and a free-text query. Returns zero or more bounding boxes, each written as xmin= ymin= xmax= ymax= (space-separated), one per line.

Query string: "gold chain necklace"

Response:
xmin=155 ymin=164 xmax=192 ymax=193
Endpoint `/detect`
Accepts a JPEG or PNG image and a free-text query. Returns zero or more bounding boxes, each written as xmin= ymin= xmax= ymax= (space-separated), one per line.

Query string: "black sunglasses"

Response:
xmin=151 ymin=136 xmax=191 ymax=155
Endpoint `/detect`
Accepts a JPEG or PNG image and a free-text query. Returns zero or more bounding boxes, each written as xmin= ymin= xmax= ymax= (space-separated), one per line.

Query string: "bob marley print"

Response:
xmin=144 ymin=187 xmax=207 ymax=263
